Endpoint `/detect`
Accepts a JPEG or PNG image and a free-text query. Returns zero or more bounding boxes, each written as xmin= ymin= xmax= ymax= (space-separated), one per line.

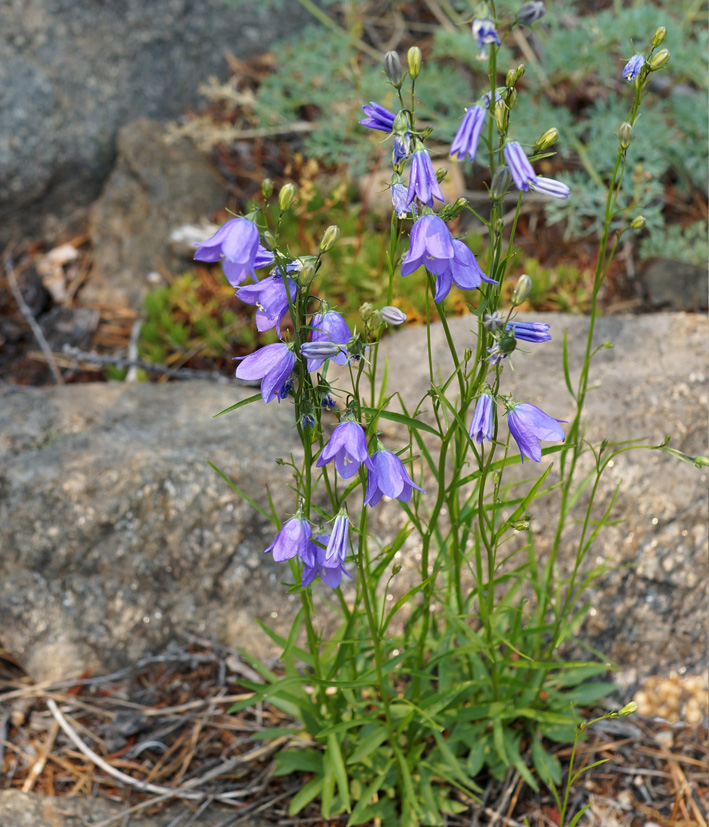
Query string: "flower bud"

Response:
xmin=516 ymin=63 xmax=526 ymax=81
xmin=495 ymin=218 xmax=505 ymax=233
xmin=506 ymin=87 xmax=518 ymax=109
xmin=359 ymin=302 xmax=374 ymax=321
xmin=512 ymin=273 xmax=533 ymax=305
xmin=630 ymin=215 xmax=646 ymax=229
xmin=261 ymin=178 xmax=274 ymax=198
xmin=300 ymin=341 xmax=344 ymax=361
xmin=490 ymin=166 xmax=511 ymax=199
xmin=619 ymin=701 xmax=638 ymax=716
xmin=263 ymin=230 xmax=277 ymax=248
xmin=494 ymin=100 xmax=508 ymax=132
xmin=534 ymin=127 xmax=559 ymax=152
xmin=320 ymin=224 xmax=340 ymax=252
xmin=694 ymin=456 xmax=709 ymax=468
xmin=384 ymin=51 xmax=404 ymax=87
xmin=407 ymin=46 xmax=422 ymax=79
xmin=652 ymin=26 xmax=667 ymax=47
xmin=439 ymin=197 xmax=469 ymax=221
xmin=380 ymin=305 xmax=407 ymax=325
xmin=648 ymin=48 xmax=670 ymax=70
xmin=279 ymin=183 xmax=296 ymax=211
xmin=463 ymin=347 xmax=473 ymax=362
xmin=435 ymin=167 xmax=448 ymax=184
xmin=517 ymin=1 xmax=545 ymax=26
xmin=300 ymin=259 xmax=317 ymax=284
xmin=392 ymin=110 xmax=410 ymax=134
xmin=506 ymin=68 xmax=517 ymax=88
xmin=618 ymin=122 xmax=633 ymax=149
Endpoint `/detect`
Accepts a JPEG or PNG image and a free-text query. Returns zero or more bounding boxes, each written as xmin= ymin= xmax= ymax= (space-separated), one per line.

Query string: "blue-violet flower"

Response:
xmin=236 ymin=273 xmax=297 ymax=337
xmin=235 ymin=342 xmax=295 ymax=404
xmin=265 ymin=515 xmax=315 ymax=566
xmin=469 ymin=392 xmax=494 ymax=444
xmin=401 ymin=214 xmax=456 ymax=278
xmin=623 ymin=54 xmax=645 ymax=82
xmin=503 ymin=142 xmax=536 ymax=192
xmin=450 ymin=105 xmax=487 ymax=163
xmin=323 ymin=511 xmax=351 ymax=567
xmin=302 ymin=533 xmax=352 ymax=588
xmin=359 ymin=102 xmax=396 ymax=133
xmin=529 ymin=176 xmax=570 ymax=199
xmin=507 ymin=402 xmax=566 ymax=463
xmin=406 ymin=149 xmax=445 ymax=208
xmin=506 ymin=320 xmax=552 ymax=344
xmin=316 ymin=420 xmax=369 ymax=479
xmin=472 ymin=18 xmax=501 ymax=55
xmin=307 ymin=309 xmax=352 ymax=373
xmin=364 ymin=448 xmax=424 ymax=507
xmin=194 ymin=217 xmax=274 ymax=287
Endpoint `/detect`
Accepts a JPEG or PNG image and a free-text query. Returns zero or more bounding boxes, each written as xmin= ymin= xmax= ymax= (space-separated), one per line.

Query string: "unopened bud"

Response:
xmin=392 ymin=563 xmax=402 ymax=575
xmin=517 ymin=1 xmax=545 ymax=26
xmin=384 ymin=51 xmax=404 ymax=87
xmin=494 ymin=100 xmax=508 ymax=132
xmin=619 ymin=702 xmax=638 ymax=716
xmin=463 ymin=347 xmax=473 ymax=362
xmin=393 ymin=110 xmax=410 ymax=133
xmin=261 ymin=178 xmax=274 ymax=198
xmin=516 ymin=63 xmax=526 ymax=81
xmin=506 ymin=68 xmax=517 ymax=88
xmin=512 ymin=518 xmax=531 ymax=530
xmin=534 ymin=127 xmax=559 ymax=152
xmin=652 ymin=26 xmax=667 ymax=47
xmin=359 ymin=302 xmax=374 ymax=321
xmin=648 ymin=48 xmax=670 ymax=70
xmin=320 ymin=224 xmax=340 ymax=252
xmin=279 ymin=183 xmax=296 ymax=211
xmin=263 ymin=230 xmax=277 ymax=248
xmin=512 ymin=273 xmax=533 ymax=305
xmin=490 ymin=166 xmax=511 ymax=199
xmin=506 ymin=87 xmax=518 ymax=109
xmin=618 ymin=122 xmax=634 ymax=149
xmin=630 ymin=215 xmax=646 ymax=229
xmin=694 ymin=456 xmax=709 ymax=468
xmin=495 ymin=218 xmax=505 ymax=233
xmin=439 ymin=197 xmax=468 ymax=221
xmin=380 ymin=305 xmax=407 ymax=325
xmin=407 ymin=46 xmax=422 ymax=79
xmin=435 ymin=167 xmax=448 ymax=184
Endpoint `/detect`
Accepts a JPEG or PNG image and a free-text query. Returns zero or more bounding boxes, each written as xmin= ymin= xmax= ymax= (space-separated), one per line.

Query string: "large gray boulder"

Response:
xmin=0 ymin=313 xmax=706 ymax=684
xmin=0 ymin=0 xmax=311 ymax=246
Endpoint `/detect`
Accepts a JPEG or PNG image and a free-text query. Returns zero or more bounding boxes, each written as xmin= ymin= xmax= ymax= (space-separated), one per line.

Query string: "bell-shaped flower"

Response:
xmin=194 ymin=217 xmax=274 ymax=287
xmin=380 ymin=306 xmax=407 ymax=325
xmin=406 ymin=149 xmax=445 ymax=208
xmin=307 ymin=309 xmax=352 ymax=372
xmin=506 ymin=320 xmax=551 ymax=344
xmin=265 ymin=515 xmax=315 ymax=566
xmin=359 ymin=101 xmax=396 ymax=133
xmin=392 ymin=183 xmax=413 ymax=218
xmin=401 ymin=214 xmax=456 ymax=279
xmin=506 ymin=402 xmax=566 ymax=463
xmin=316 ymin=420 xmax=369 ymax=479
xmin=529 ymin=176 xmax=570 ymax=199
xmin=237 ymin=273 xmax=297 ymax=337
xmin=364 ymin=447 xmax=424 ymax=508
xmin=429 ymin=239 xmax=496 ymax=303
xmin=472 ymin=18 xmax=501 ymax=56
xmin=450 ymin=105 xmax=487 ymax=163
xmin=623 ymin=54 xmax=645 ymax=82
xmin=469 ymin=392 xmax=494 ymax=444
xmin=302 ymin=532 xmax=352 ymax=589
xmin=503 ymin=142 xmax=536 ymax=192
xmin=235 ymin=342 xmax=295 ymax=404
xmin=323 ymin=511 xmax=352 ymax=567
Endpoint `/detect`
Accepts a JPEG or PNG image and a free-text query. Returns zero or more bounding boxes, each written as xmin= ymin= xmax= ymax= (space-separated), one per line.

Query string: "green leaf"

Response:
xmin=346 ymin=759 xmax=395 ymax=825
xmin=562 ymin=329 xmax=576 ymax=399
xmin=532 ymin=737 xmax=562 ymax=787
xmin=212 ymin=392 xmax=262 ymax=418
xmin=288 ymin=775 xmax=324 ymax=815
xmin=363 ymin=407 xmax=440 ymax=437
xmin=347 ymin=726 xmax=390 ymax=765
xmin=274 ymin=748 xmax=323 ymax=776
xmin=561 ymin=682 xmax=617 ymax=704
xmin=568 ymin=803 xmax=594 ymax=827
xmin=466 ymin=735 xmax=489 ymax=778
xmin=327 ymin=733 xmax=351 ymax=812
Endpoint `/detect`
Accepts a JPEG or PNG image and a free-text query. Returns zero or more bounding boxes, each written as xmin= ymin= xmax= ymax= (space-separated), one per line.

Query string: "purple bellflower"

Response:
xmin=323 ymin=511 xmax=352 ymax=568
xmin=469 ymin=392 xmax=494 ymax=444
xmin=359 ymin=102 xmax=396 ymax=132
xmin=364 ymin=447 xmax=424 ymax=507
xmin=433 ymin=239 xmax=497 ymax=303
xmin=316 ymin=420 xmax=369 ymax=479
xmin=235 ymin=342 xmax=295 ymax=403
xmin=194 ymin=217 xmax=274 ymax=287
xmin=623 ymin=54 xmax=645 ymax=82
xmin=406 ymin=149 xmax=445 ymax=208
xmin=401 ymin=214 xmax=456 ymax=278
xmin=394 ymin=132 xmax=412 ymax=164
xmin=265 ymin=515 xmax=315 ymax=566
xmin=307 ymin=309 xmax=352 ymax=373
xmin=529 ymin=176 xmax=570 ymax=199
xmin=506 ymin=320 xmax=552 ymax=344
xmin=237 ymin=273 xmax=297 ymax=337
xmin=392 ymin=183 xmax=411 ymax=218
xmin=301 ymin=533 xmax=352 ymax=589
xmin=450 ymin=105 xmax=487 ymax=163
xmin=506 ymin=402 xmax=566 ymax=463
xmin=503 ymin=142 xmax=570 ymax=199
xmin=472 ymin=18 xmax=501 ymax=56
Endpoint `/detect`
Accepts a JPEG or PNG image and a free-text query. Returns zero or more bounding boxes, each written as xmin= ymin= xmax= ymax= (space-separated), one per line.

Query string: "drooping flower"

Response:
xmin=316 ymin=420 xmax=369 ymax=479
xmin=359 ymin=101 xmax=396 ymax=132
xmin=194 ymin=217 xmax=274 ymax=287
xmin=393 ymin=132 xmax=412 ymax=164
xmin=323 ymin=511 xmax=352 ymax=567
xmin=301 ymin=533 xmax=352 ymax=589
xmin=380 ymin=306 xmax=407 ymax=325
xmin=237 ymin=273 xmax=297 ymax=337
xmin=503 ymin=142 xmax=537 ymax=192
xmin=529 ymin=176 xmax=570 ymax=199
xmin=392 ymin=183 xmax=412 ymax=218
xmin=622 ymin=54 xmax=645 ymax=82
xmin=469 ymin=392 xmax=494 ymax=444
xmin=506 ymin=320 xmax=552 ymax=344
xmin=450 ymin=105 xmax=487 ymax=163
xmin=235 ymin=342 xmax=295 ymax=403
xmin=506 ymin=402 xmax=566 ymax=462
xmin=265 ymin=515 xmax=315 ymax=566
xmin=517 ymin=1 xmax=545 ymax=26
xmin=300 ymin=341 xmax=346 ymax=362
xmin=472 ymin=18 xmax=501 ymax=55
xmin=401 ymin=214 xmax=456 ymax=278
xmin=306 ymin=309 xmax=352 ymax=373
xmin=406 ymin=149 xmax=445 ymax=208
xmin=364 ymin=447 xmax=424 ymax=507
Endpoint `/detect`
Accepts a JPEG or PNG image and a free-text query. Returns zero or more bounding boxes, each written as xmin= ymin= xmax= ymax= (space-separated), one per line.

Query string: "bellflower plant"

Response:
xmin=623 ymin=53 xmax=646 ymax=82
xmin=199 ymin=20 xmax=697 ymax=826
